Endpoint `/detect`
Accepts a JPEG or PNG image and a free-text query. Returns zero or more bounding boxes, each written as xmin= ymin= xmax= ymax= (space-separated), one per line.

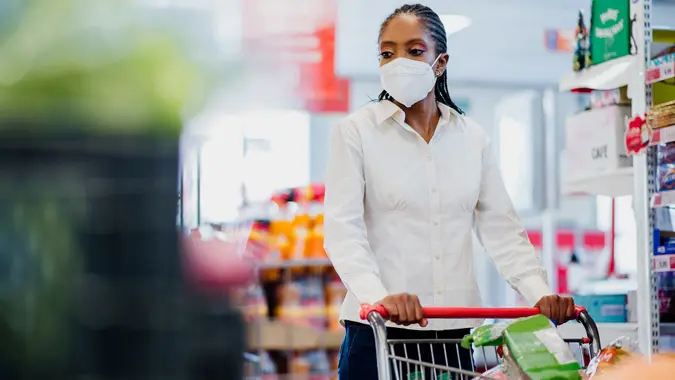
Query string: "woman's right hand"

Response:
xmin=376 ymin=293 xmax=428 ymax=327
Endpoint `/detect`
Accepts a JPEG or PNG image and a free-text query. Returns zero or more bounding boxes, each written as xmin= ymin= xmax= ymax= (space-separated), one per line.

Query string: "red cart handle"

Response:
xmin=359 ymin=304 xmax=587 ymax=321
xmin=359 ymin=303 xmax=600 ymax=358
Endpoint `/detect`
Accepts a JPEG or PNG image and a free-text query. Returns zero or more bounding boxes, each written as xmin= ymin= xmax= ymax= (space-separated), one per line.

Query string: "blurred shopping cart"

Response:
xmin=359 ymin=305 xmax=601 ymax=380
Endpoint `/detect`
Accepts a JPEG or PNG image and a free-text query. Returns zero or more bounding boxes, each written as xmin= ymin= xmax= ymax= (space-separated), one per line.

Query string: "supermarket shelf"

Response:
xmin=651 ymin=190 xmax=675 ymax=208
xmin=654 ymin=254 xmax=675 ymax=273
xmin=559 ymin=55 xmax=637 ymax=92
xmin=258 ymin=259 xmax=332 ymax=269
xmin=649 ymin=125 xmax=675 ymax=146
xmin=561 ymin=167 xmax=633 ymax=197
xmin=247 ymin=319 xmax=343 ymax=350
xmin=647 ymin=52 xmax=675 ymax=84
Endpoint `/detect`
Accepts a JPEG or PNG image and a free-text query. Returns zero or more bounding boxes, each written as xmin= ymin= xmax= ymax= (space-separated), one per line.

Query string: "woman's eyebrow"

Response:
xmin=405 ymin=38 xmax=427 ymax=46
xmin=379 ymin=38 xmax=427 ymax=47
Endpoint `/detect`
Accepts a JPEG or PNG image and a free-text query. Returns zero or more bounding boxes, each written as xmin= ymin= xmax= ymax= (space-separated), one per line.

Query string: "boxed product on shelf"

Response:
xmin=564 ymin=105 xmax=632 ymax=180
xmin=658 ymin=142 xmax=675 ymax=165
xmin=657 ymin=164 xmax=675 ymax=192
xmin=653 ymin=229 xmax=675 ymax=255
xmin=648 ymin=100 xmax=675 ymax=130
xmin=573 ymin=294 xmax=628 ymax=323
xmin=589 ymin=87 xmax=630 ymax=109
xmin=658 ymin=272 xmax=675 ymax=323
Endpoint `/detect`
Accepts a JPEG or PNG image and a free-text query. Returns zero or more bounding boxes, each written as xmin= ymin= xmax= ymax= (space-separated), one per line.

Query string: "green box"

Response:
xmin=590 ymin=0 xmax=631 ymax=65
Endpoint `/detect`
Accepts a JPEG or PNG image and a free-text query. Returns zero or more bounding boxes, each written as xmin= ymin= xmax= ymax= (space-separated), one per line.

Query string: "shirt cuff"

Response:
xmin=516 ymin=275 xmax=554 ymax=306
xmin=347 ymin=273 xmax=389 ymax=305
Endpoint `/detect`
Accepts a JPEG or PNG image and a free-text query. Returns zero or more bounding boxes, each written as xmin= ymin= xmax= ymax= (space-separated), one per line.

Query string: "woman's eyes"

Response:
xmin=379 ymin=49 xmax=424 ymax=59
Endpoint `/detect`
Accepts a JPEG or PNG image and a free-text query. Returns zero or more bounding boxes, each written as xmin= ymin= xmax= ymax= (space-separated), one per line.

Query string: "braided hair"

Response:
xmin=377 ymin=4 xmax=464 ymax=115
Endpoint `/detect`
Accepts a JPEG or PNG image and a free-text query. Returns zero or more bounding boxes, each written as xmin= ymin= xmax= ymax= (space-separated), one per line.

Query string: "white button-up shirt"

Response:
xmin=323 ymin=100 xmax=552 ymax=331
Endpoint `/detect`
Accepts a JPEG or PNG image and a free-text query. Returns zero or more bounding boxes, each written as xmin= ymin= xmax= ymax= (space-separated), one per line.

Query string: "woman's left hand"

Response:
xmin=534 ymin=295 xmax=576 ymax=325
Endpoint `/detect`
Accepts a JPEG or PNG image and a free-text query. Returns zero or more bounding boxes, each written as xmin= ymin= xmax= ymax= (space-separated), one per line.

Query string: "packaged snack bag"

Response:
xmin=461 ymin=324 xmax=506 ymax=349
xmin=502 ymin=315 xmax=582 ymax=380
xmin=585 ymin=337 xmax=636 ymax=378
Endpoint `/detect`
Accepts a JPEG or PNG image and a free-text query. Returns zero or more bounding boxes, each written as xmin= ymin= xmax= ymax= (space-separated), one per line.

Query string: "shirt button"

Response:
xmin=433 ymin=221 xmax=439 ymax=226
xmin=431 ymin=188 xmax=437 ymax=193
xmin=427 ymin=156 xmax=432 ymax=161
xmin=435 ymin=255 xmax=440 ymax=260
xmin=437 ymin=290 xmax=442 ymax=295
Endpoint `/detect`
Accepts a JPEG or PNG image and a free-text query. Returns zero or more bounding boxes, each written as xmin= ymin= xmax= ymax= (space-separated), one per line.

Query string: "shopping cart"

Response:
xmin=359 ymin=304 xmax=601 ymax=380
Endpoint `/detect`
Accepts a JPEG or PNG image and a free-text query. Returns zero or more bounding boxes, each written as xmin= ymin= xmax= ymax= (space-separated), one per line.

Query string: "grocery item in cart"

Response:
xmin=584 ymin=337 xmax=635 ymax=378
xmin=502 ymin=315 xmax=582 ymax=380
xmin=408 ymin=372 xmax=452 ymax=380
xmin=461 ymin=323 xmax=506 ymax=349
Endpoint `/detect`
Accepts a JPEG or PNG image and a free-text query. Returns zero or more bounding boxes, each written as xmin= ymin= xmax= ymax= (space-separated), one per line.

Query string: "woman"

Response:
xmin=323 ymin=4 xmax=575 ymax=380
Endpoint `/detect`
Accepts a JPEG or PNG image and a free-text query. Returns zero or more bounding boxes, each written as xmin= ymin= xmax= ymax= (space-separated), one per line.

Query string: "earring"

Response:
xmin=436 ymin=71 xmax=442 ymax=77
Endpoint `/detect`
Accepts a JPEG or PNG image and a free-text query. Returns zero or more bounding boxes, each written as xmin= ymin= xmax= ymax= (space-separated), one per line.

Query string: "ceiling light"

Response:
xmin=440 ymin=15 xmax=472 ymax=35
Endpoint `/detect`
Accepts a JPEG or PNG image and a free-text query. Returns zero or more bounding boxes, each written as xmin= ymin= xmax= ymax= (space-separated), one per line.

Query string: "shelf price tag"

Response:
xmin=646 ymin=53 xmax=675 ymax=84
xmin=654 ymin=255 xmax=675 ymax=272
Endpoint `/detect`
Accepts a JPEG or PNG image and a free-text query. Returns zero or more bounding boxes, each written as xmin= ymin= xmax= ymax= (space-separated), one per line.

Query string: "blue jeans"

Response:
xmin=338 ymin=321 xmax=474 ymax=380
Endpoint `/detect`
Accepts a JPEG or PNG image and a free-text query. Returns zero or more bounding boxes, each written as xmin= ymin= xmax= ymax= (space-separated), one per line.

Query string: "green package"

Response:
xmin=590 ymin=0 xmax=631 ymax=65
xmin=460 ymin=324 xmax=506 ymax=349
xmin=409 ymin=371 xmax=453 ymax=380
xmin=503 ymin=315 xmax=581 ymax=380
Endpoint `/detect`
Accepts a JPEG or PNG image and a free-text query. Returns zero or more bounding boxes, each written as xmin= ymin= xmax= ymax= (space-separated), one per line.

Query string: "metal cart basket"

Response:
xmin=359 ymin=304 xmax=602 ymax=380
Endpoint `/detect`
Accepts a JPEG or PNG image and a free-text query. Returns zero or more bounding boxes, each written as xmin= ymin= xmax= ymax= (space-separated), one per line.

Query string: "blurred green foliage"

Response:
xmin=0 ymin=0 xmax=208 ymax=134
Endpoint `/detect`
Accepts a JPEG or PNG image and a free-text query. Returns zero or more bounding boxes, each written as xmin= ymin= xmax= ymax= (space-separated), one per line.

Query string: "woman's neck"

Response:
xmin=395 ymin=93 xmax=441 ymax=143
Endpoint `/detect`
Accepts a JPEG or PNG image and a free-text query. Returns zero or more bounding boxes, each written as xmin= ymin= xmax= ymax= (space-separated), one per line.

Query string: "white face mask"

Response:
xmin=379 ymin=55 xmax=441 ymax=108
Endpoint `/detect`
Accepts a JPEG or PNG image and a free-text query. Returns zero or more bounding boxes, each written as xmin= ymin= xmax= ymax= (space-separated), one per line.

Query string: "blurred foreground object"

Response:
xmin=0 ymin=0 xmax=243 ymax=378
xmin=183 ymin=230 xmax=255 ymax=290
xmin=596 ymin=355 xmax=675 ymax=379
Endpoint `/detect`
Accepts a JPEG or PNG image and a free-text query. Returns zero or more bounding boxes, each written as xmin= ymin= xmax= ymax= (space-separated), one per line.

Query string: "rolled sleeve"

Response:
xmin=473 ymin=137 xmax=553 ymax=306
xmin=323 ymin=118 xmax=388 ymax=305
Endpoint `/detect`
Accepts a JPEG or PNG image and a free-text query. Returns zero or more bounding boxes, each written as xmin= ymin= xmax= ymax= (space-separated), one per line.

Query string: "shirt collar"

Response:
xmin=374 ymin=100 xmax=465 ymax=130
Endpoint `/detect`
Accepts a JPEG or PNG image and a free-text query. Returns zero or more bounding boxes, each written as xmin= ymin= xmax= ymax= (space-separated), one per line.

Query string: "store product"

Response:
xmin=473 ymin=366 xmax=509 ymax=380
xmin=461 ymin=324 xmax=506 ymax=349
xmin=590 ymin=0 xmax=630 ymax=65
xmin=573 ymin=294 xmax=627 ymax=323
xmin=277 ymin=282 xmax=303 ymax=323
xmin=657 ymin=163 xmax=675 ymax=192
xmin=306 ymin=350 xmax=331 ymax=379
xmin=289 ymin=354 xmax=312 ymax=378
xmin=584 ymin=337 xmax=636 ymax=378
xmin=408 ymin=372 xmax=452 ymax=380
xmin=260 ymin=351 xmax=280 ymax=380
xmin=502 ymin=315 xmax=582 ymax=380
xmin=574 ymin=10 xmax=590 ymax=71
xmin=589 ymin=88 xmax=630 ymax=109
xmin=306 ymin=212 xmax=327 ymax=258
xmin=243 ymin=284 xmax=269 ymax=322
xmin=290 ymin=213 xmax=311 ymax=261
xmin=304 ymin=276 xmax=328 ymax=329
xmin=325 ymin=278 xmax=347 ymax=331
xmin=658 ymin=272 xmax=675 ymax=323
xmin=648 ymin=100 xmax=675 ymax=129
xmin=565 ymin=105 xmax=632 ymax=181
xmin=659 ymin=142 xmax=675 ymax=165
